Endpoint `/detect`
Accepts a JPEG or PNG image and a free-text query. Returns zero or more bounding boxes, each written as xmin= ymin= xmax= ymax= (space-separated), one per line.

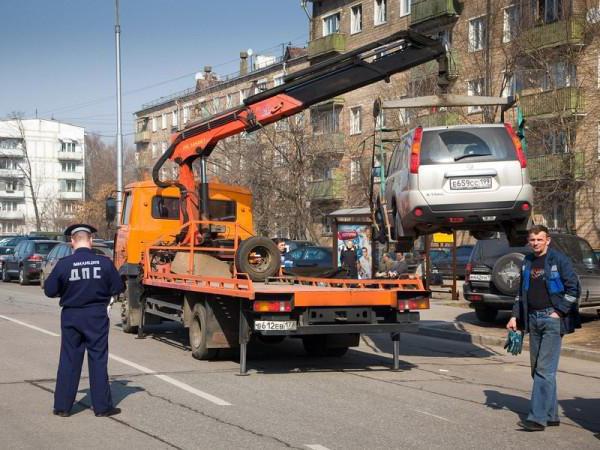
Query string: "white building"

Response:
xmin=0 ymin=119 xmax=85 ymax=235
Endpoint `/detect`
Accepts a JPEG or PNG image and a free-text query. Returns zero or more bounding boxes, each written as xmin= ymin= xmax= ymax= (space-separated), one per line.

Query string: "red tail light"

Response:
xmin=413 ymin=207 xmax=424 ymax=217
xmin=465 ymin=263 xmax=472 ymax=278
xmin=409 ymin=127 xmax=424 ymax=174
xmin=27 ymin=254 xmax=43 ymax=262
xmin=521 ymin=202 xmax=531 ymax=211
xmin=398 ymin=297 xmax=430 ymax=311
xmin=504 ymin=123 xmax=527 ymax=169
xmin=253 ymin=301 xmax=292 ymax=313
xmin=448 ymin=217 xmax=464 ymax=223
xmin=468 ymin=294 xmax=483 ymax=301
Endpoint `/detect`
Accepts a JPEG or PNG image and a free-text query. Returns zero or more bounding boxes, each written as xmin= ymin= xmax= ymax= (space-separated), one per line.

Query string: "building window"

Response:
xmin=375 ymin=109 xmax=386 ymax=130
xmin=62 ymin=201 xmax=77 ymax=214
xmin=61 ymin=161 xmax=77 ymax=172
xmin=542 ymin=130 xmax=568 ymax=154
xmin=63 ymin=180 xmax=82 ymax=192
xmin=311 ymin=105 xmax=342 ymax=134
xmin=0 ymin=159 xmax=18 ymax=170
xmin=0 ymin=222 xmax=19 ymax=234
xmin=503 ymin=6 xmax=518 ymax=43
xmin=502 ymin=72 xmax=516 ymax=98
xmin=152 ymin=116 xmax=158 ymax=132
xmin=151 ymin=143 xmax=158 ymax=158
xmin=161 ymin=113 xmax=167 ymax=130
xmin=321 ymin=215 xmax=332 ymax=235
xmin=350 ymin=159 xmax=361 ymax=184
xmin=467 ymin=78 xmax=485 ymax=113
xmin=0 ymin=138 xmax=23 ymax=150
xmin=183 ymin=105 xmax=190 ymax=124
xmin=374 ymin=0 xmax=387 ymax=25
xmin=172 ymin=110 xmax=178 ymax=128
xmin=3 ymin=180 xmax=20 ymax=192
xmin=542 ymin=61 xmax=576 ymax=90
xmin=351 ymin=5 xmax=362 ymax=34
xmin=226 ymin=93 xmax=234 ymax=108
xmin=273 ymin=74 xmax=285 ymax=87
xmin=61 ymin=141 xmax=77 ymax=152
xmin=350 ymin=106 xmax=362 ymax=135
xmin=468 ymin=16 xmax=486 ymax=52
xmin=533 ymin=0 xmax=563 ymax=24
xmin=322 ymin=12 xmax=341 ymax=36
xmin=0 ymin=201 xmax=18 ymax=211
xmin=256 ymin=79 xmax=268 ymax=93
xmin=400 ymin=0 xmax=410 ymax=17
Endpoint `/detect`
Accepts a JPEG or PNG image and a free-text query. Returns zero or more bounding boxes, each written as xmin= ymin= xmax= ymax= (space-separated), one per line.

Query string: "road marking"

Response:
xmin=0 ymin=314 xmax=60 ymax=337
xmin=108 ymin=354 xmax=231 ymax=406
xmin=414 ymin=409 xmax=453 ymax=423
xmin=0 ymin=314 xmax=231 ymax=406
xmin=305 ymin=445 xmax=332 ymax=450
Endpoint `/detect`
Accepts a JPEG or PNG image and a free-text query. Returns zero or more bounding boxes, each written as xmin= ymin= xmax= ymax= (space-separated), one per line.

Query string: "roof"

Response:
xmin=329 ymin=207 xmax=371 ymax=218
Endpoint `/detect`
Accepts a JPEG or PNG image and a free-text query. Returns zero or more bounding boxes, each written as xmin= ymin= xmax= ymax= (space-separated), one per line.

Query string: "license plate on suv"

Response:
xmin=469 ymin=274 xmax=491 ymax=281
xmin=450 ymin=177 xmax=492 ymax=190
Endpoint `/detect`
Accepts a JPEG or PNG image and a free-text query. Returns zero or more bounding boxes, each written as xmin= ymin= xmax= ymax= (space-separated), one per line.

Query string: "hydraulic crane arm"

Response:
xmin=151 ymin=30 xmax=444 ymax=243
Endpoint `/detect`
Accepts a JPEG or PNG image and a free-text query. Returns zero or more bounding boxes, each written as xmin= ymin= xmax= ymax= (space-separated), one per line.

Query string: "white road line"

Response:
xmin=0 ymin=313 xmax=232 ymax=406
xmin=0 ymin=314 xmax=60 ymax=337
xmin=305 ymin=445 xmax=332 ymax=450
xmin=108 ymin=354 xmax=232 ymax=406
xmin=414 ymin=409 xmax=453 ymax=423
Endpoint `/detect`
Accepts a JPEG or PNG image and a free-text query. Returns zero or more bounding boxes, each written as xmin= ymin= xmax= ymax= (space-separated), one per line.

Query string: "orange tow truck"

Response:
xmin=111 ymin=31 xmax=443 ymax=374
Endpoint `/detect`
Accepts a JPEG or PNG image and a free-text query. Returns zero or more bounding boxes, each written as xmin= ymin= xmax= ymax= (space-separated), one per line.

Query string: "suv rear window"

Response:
xmin=420 ymin=127 xmax=517 ymax=165
xmin=34 ymin=242 xmax=58 ymax=255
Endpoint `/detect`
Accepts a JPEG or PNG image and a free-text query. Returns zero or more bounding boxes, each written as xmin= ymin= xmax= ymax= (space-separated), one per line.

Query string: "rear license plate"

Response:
xmin=254 ymin=320 xmax=297 ymax=331
xmin=469 ymin=274 xmax=491 ymax=281
xmin=449 ymin=177 xmax=492 ymax=190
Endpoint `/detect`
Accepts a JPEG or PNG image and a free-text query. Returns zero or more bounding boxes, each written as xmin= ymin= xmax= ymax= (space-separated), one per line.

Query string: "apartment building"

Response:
xmin=308 ymin=0 xmax=600 ymax=247
xmin=0 ymin=119 xmax=85 ymax=235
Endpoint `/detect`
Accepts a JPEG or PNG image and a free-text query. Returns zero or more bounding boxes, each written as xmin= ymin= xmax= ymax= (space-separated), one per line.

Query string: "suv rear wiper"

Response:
xmin=454 ymin=153 xmax=491 ymax=162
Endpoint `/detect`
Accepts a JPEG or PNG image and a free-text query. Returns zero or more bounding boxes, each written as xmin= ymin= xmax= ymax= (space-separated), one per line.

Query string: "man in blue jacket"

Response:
xmin=44 ymin=224 xmax=125 ymax=418
xmin=507 ymin=225 xmax=581 ymax=431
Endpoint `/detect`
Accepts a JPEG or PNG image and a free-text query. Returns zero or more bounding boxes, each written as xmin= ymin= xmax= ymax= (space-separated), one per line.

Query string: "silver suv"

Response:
xmin=381 ymin=124 xmax=533 ymax=251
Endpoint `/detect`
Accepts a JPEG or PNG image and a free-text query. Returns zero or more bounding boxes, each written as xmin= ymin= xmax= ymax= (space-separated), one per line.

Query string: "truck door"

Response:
xmin=115 ymin=191 xmax=133 ymax=270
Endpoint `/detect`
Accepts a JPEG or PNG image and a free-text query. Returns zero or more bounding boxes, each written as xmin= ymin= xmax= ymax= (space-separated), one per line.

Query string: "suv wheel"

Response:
xmin=475 ymin=306 xmax=498 ymax=323
xmin=19 ymin=267 xmax=29 ymax=286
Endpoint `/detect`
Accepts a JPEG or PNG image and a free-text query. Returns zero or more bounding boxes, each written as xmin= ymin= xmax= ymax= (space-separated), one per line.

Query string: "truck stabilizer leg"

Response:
xmin=392 ymin=332 xmax=401 ymax=371
xmin=236 ymin=300 xmax=251 ymax=376
xmin=136 ymin=298 xmax=146 ymax=340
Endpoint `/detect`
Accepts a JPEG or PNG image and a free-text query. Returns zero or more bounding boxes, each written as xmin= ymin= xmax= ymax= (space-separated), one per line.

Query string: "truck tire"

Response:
xmin=19 ymin=267 xmax=29 ymax=286
xmin=492 ymin=252 xmax=525 ymax=296
xmin=475 ymin=306 xmax=499 ymax=323
xmin=235 ymin=237 xmax=280 ymax=282
xmin=121 ymin=295 xmax=138 ymax=334
xmin=302 ymin=335 xmax=349 ymax=357
xmin=189 ymin=302 xmax=217 ymax=360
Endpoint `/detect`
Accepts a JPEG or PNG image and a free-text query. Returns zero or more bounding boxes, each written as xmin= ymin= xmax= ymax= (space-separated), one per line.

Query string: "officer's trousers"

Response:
xmin=54 ymin=305 xmax=113 ymax=414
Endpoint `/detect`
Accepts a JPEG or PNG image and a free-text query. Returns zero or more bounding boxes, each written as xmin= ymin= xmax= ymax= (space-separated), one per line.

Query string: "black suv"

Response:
xmin=464 ymin=233 xmax=600 ymax=322
xmin=2 ymin=239 xmax=60 ymax=285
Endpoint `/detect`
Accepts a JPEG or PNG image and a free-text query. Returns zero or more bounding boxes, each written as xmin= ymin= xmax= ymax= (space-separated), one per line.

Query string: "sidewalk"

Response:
xmin=412 ymin=293 xmax=600 ymax=362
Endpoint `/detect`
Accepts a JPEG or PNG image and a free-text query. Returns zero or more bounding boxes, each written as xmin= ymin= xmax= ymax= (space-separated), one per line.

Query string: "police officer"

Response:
xmin=44 ymin=224 xmax=125 ymax=417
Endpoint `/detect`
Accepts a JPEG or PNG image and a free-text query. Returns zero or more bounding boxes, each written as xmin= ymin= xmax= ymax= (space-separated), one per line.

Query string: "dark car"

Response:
xmin=464 ymin=233 xmax=600 ymax=322
xmin=273 ymin=238 xmax=316 ymax=254
xmin=40 ymin=242 xmax=113 ymax=288
xmin=431 ymin=245 xmax=475 ymax=279
xmin=0 ymin=235 xmax=47 ymax=256
xmin=2 ymin=239 xmax=60 ymax=285
xmin=283 ymin=246 xmax=333 ymax=277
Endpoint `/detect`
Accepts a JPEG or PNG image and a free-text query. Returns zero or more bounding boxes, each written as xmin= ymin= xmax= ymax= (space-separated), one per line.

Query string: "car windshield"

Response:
xmin=34 ymin=242 xmax=58 ymax=255
xmin=420 ymin=127 xmax=517 ymax=165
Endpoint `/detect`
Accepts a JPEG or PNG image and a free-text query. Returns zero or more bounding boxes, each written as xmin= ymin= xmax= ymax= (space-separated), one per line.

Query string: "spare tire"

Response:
xmin=492 ymin=252 xmax=525 ymax=296
xmin=235 ymin=237 xmax=281 ymax=282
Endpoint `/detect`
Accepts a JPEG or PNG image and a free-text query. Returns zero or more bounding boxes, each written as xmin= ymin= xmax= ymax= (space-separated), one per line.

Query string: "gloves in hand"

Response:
xmin=504 ymin=330 xmax=523 ymax=356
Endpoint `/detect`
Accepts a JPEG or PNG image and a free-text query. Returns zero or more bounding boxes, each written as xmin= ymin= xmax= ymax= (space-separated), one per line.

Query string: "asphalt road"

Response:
xmin=1 ymin=284 xmax=599 ymax=450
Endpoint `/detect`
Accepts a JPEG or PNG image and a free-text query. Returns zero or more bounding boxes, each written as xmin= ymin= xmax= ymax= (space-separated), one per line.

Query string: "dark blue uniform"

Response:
xmin=44 ymin=247 xmax=125 ymax=415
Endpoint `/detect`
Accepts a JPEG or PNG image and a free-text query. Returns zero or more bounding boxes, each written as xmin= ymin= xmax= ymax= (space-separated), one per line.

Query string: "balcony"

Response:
xmin=409 ymin=0 xmax=461 ymax=30
xmin=0 ymin=169 xmax=24 ymax=178
xmin=308 ymin=174 xmax=345 ymax=202
xmin=0 ymin=148 xmax=24 ymax=158
xmin=520 ymin=87 xmax=584 ymax=119
xmin=527 ymin=152 xmax=585 ymax=183
xmin=59 ymin=171 xmax=84 ymax=180
xmin=134 ymin=130 xmax=151 ymax=143
xmin=58 ymin=191 xmax=84 ymax=200
xmin=521 ymin=18 xmax=585 ymax=52
xmin=308 ymin=33 xmax=346 ymax=60
xmin=58 ymin=151 xmax=84 ymax=161
xmin=0 ymin=190 xmax=25 ymax=199
xmin=410 ymin=49 xmax=460 ymax=81
xmin=0 ymin=210 xmax=25 ymax=220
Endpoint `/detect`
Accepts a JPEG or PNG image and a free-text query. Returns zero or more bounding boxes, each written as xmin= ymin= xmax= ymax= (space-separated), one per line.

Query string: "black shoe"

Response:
xmin=95 ymin=407 xmax=121 ymax=417
xmin=518 ymin=420 xmax=545 ymax=431
xmin=53 ymin=410 xmax=70 ymax=417
xmin=547 ymin=420 xmax=560 ymax=427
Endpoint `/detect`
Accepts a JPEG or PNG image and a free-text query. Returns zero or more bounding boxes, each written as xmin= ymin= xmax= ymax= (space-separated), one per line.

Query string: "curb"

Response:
xmin=409 ymin=326 xmax=600 ymax=363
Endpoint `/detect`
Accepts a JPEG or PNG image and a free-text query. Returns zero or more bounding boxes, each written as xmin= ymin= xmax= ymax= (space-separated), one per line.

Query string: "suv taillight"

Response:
xmin=28 ymin=254 xmax=43 ymax=262
xmin=465 ymin=262 xmax=472 ymax=279
xmin=409 ymin=127 xmax=424 ymax=174
xmin=504 ymin=123 xmax=527 ymax=169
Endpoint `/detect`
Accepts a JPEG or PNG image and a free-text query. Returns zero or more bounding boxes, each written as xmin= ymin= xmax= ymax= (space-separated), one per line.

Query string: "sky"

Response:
xmin=0 ymin=0 xmax=309 ymax=145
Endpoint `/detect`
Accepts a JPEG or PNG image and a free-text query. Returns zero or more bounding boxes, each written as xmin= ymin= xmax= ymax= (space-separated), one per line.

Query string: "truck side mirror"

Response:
xmin=105 ymin=197 xmax=117 ymax=223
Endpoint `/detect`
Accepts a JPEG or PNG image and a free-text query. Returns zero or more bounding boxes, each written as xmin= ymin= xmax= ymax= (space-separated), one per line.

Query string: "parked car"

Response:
xmin=40 ymin=242 xmax=113 ymax=288
xmin=431 ymin=245 xmax=475 ymax=279
xmin=0 ymin=235 xmax=47 ymax=256
xmin=380 ymin=124 xmax=533 ymax=251
xmin=283 ymin=246 xmax=334 ymax=278
xmin=273 ymin=238 xmax=316 ymax=254
xmin=2 ymin=240 xmax=60 ymax=285
xmin=463 ymin=233 xmax=600 ymax=322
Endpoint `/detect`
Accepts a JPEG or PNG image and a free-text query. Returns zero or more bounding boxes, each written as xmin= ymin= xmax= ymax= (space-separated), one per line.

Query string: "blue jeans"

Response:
xmin=527 ymin=307 xmax=562 ymax=426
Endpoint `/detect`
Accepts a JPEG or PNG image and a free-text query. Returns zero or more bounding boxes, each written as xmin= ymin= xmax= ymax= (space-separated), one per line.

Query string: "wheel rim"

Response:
xmin=246 ymin=246 xmax=273 ymax=274
xmin=191 ymin=317 xmax=202 ymax=349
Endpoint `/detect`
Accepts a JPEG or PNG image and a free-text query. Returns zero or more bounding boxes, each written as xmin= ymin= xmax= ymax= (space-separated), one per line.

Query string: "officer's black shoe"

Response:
xmin=52 ymin=410 xmax=70 ymax=417
xmin=95 ymin=407 xmax=121 ymax=418
xmin=547 ymin=420 xmax=560 ymax=427
xmin=518 ymin=420 xmax=545 ymax=431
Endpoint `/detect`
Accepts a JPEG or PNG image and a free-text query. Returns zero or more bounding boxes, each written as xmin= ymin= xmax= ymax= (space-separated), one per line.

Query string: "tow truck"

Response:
xmin=111 ymin=31 xmax=444 ymax=374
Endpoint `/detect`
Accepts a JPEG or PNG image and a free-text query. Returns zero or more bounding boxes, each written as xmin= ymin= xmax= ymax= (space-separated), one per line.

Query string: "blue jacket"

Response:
xmin=512 ymin=247 xmax=581 ymax=335
xmin=44 ymin=247 xmax=125 ymax=308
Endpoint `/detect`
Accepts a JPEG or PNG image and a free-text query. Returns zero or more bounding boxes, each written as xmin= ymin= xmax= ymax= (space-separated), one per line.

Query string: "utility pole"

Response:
xmin=115 ymin=0 xmax=124 ymax=224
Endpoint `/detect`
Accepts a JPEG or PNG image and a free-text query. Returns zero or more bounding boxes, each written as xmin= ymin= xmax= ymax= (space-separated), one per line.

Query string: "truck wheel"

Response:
xmin=189 ymin=303 xmax=217 ymax=360
xmin=474 ymin=306 xmax=498 ymax=323
xmin=121 ymin=297 xmax=138 ymax=334
xmin=2 ymin=267 xmax=10 ymax=282
xmin=19 ymin=268 xmax=29 ymax=286
xmin=235 ymin=237 xmax=280 ymax=282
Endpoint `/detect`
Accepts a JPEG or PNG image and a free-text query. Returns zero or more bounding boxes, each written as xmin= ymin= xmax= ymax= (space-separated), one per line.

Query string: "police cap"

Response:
xmin=64 ymin=223 xmax=98 ymax=237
